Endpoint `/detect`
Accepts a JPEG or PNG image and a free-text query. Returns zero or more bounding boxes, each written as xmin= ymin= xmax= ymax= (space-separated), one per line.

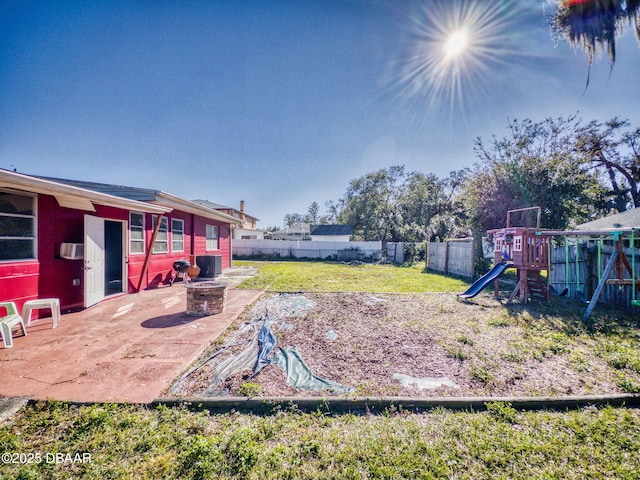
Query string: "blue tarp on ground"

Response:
xmin=187 ymin=294 xmax=353 ymax=395
xmin=273 ymin=346 xmax=354 ymax=394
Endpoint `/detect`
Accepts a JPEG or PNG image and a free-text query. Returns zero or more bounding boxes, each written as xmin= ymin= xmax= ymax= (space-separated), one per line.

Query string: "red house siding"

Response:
xmin=0 ymin=192 xmax=233 ymax=315
xmin=131 ymin=213 xmax=232 ymax=289
xmin=193 ymin=217 xmax=232 ymax=269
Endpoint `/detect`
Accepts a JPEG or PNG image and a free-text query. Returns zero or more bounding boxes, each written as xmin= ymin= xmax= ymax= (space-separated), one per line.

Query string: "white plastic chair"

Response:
xmin=0 ymin=301 xmax=27 ymax=348
xmin=22 ymin=298 xmax=61 ymax=328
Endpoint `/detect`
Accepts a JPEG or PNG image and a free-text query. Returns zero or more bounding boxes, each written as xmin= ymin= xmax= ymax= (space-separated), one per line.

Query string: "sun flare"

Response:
xmin=444 ymin=29 xmax=469 ymax=58
xmin=393 ymin=1 xmax=524 ymax=115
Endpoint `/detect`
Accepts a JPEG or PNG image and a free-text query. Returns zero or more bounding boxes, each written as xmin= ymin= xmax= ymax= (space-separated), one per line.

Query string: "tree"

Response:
xmin=324 ymin=200 xmax=342 ymax=224
xmin=396 ymin=172 xmax=449 ymax=242
xmin=574 ymin=118 xmax=640 ymax=211
xmin=338 ymin=166 xmax=452 ymax=243
xmin=283 ymin=213 xmax=305 ymax=227
xmin=468 ymin=115 xmax=609 ymax=232
xmin=339 ymin=166 xmax=405 ymax=242
xmin=307 ymin=202 xmax=320 ymax=224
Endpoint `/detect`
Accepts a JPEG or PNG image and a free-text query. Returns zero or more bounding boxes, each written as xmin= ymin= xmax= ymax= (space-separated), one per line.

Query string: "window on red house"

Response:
xmin=129 ymin=212 xmax=145 ymax=254
xmin=152 ymin=215 xmax=169 ymax=253
xmin=206 ymin=224 xmax=219 ymax=250
xmin=172 ymin=218 xmax=184 ymax=252
xmin=0 ymin=190 xmax=36 ymax=261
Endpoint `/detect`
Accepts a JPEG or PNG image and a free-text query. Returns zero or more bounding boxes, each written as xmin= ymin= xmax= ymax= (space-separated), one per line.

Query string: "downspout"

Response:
xmin=191 ymin=213 xmax=195 ymax=255
xmin=230 ymin=222 xmax=233 ymax=268
xmin=136 ymin=213 xmax=164 ymax=292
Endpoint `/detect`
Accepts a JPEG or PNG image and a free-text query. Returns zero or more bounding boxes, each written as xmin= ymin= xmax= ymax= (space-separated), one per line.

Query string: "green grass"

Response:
xmin=1 ymin=401 xmax=639 ymax=479
xmin=3 ymin=262 xmax=638 ymax=479
xmin=234 ymin=261 xmax=469 ymax=293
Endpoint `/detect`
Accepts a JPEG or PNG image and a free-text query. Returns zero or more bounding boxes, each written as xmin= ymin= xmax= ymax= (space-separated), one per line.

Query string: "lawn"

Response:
xmin=2 ymin=260 xmax=640 ymax=479
xmin=234 ymin=260 xmax=469 ymax=293
xmin=173 ymin=261 xmax=640 ymax=398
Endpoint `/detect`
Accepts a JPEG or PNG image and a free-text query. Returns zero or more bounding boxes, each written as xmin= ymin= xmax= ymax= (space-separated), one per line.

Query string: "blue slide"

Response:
xmin=457 ymin=262 xmax=509 ymax=299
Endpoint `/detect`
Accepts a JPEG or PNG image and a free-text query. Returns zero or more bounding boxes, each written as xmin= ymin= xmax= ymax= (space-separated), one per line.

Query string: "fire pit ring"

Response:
xmin=185 ymin=281 xmax=227 ymax=316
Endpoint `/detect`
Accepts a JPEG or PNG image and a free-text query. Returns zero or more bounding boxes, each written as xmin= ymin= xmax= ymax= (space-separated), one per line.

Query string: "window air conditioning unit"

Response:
xmin=60 ymin=243 xmax=84 ymax=260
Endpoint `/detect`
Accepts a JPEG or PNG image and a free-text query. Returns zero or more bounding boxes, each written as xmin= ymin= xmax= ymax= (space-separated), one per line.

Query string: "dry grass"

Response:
xmin=171 ymin=292 xmax=640 ymax=397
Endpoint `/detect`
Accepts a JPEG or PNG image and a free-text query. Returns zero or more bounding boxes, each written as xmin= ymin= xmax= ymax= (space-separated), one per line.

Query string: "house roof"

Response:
xmin=192 ymin=199 xmax=228 ymax=210
xmin=274 ymin=223 xmax=310 ymax=235
xmin=192 ymin=199 xmax=260 ymax=222
xmin=37 ymin=176 xmax=241 ymax=225
xmin=0 ymin=169 xmax=170 ymax=214
xmin=310 ymin=224 xmax=352 ymax=236
xmin=576 ymin=209 xmax=640 ymax=231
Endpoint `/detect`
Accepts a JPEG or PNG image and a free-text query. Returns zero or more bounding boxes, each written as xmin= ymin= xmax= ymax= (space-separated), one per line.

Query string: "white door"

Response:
xmin=84 ymin=215 xmax=105 ymax=307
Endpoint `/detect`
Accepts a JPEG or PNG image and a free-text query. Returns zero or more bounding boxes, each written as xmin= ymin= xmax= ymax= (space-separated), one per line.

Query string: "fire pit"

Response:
xmin=185 ymin=282 xmax=227 ymax=316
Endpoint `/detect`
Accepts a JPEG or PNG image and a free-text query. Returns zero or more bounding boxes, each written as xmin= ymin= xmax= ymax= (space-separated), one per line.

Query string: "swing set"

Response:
xmin=487 ymin=207 xmax=640 ymax=322
xmin=542 ymin=228 xmax=640 ymax=322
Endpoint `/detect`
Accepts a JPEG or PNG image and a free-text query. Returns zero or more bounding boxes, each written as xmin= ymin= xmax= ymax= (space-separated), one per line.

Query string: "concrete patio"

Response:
xmin=0 ymin=267 xmax=263 ymax=403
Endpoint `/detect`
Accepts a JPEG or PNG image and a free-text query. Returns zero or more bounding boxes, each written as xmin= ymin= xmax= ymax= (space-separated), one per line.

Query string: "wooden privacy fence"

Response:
xmin=386 ymin=242 xmax=405 ymax=264
xmin=549 ymin=241 xmax=640 ymax=313
xmin=427 ymin=238 xmax=475 ymax=278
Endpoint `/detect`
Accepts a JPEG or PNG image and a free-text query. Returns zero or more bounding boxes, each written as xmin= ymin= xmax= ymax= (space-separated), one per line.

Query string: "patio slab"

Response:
xmin=0 ymin=272 xmax=263 ymax=403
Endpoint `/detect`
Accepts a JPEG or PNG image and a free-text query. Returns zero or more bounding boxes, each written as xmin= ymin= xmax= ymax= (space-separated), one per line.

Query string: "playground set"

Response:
xmin=458 ymin=207 xmax=640 ymax=322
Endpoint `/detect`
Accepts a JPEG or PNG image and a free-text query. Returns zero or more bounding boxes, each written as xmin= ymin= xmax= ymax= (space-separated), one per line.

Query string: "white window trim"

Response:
xmin=206 ymin=224 xmax=219 ymax=251
xmin=152 ymin=215 xmax=169 ymax=254
xmin=129 ymin=212 xmax=146 ymax=255
xmin=513 ymin=236 xmax=523 ymax=252
xmin=171 ymin=218 xmax=185 ymax=252
xmin=0 ymin=189 xmax=37 ymax=262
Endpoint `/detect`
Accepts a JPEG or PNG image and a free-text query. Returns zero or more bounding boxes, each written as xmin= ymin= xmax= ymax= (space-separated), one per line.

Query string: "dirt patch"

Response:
xmin=169 ymin=292 xmax=630 ymax=398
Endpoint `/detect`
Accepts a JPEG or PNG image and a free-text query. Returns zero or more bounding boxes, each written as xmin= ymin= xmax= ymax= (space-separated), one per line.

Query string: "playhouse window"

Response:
xmin=0 ymin=191 xmax=36 ymax=261
xmin=171 ymin=218 xmax=184 ymax=252
xmin=152 ymin=215 xmax=169 ymax=253
xmin=495 ymin=238 xmax=503 ymax=252
xmin=206 ymin=224 xmax=219 ymax=250
xmin=129 ymin=212 xmax=145 ymax=254
xmin=514 ymin=236 xmax=523 ymax=252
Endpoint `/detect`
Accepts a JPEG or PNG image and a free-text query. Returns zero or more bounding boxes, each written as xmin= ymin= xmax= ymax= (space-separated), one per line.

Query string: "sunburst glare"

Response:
xmin=445 ymin=28 xmax=469 ymax=58
xmin=393 ymin=0 xmax=526 ymax=117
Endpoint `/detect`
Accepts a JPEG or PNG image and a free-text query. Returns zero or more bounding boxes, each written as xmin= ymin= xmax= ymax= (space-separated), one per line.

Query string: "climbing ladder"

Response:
xmin=508 ymin=268 xmax=550 ymax=304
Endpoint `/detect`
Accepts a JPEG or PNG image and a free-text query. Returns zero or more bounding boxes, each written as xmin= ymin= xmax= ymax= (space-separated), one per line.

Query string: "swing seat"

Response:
xmin=605 ymin=279 xmax=640 ymax=286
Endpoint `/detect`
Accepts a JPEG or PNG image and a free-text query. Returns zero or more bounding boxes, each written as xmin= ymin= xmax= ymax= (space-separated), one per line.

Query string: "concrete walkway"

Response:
xmin=0 ymin=268 xmax=262 ymax=403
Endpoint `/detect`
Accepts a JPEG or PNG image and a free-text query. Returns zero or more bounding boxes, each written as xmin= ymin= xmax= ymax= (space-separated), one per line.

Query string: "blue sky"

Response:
xmin=1 ymin=0 xmax=639 ymax=228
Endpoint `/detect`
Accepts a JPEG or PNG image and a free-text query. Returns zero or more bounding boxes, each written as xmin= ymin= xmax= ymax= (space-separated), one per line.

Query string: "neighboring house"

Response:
xmin=192 ymin=199 xmax=263 ymax=240
xmin=575 ymin=208 xmax=640 ymax=231
xmin=268 ymin=223 xmax=311 ymax=241
xmin=0 ymin=170 xmax=240 ymax=314
xmin=310 ymin=224 xmax=352 ymax=242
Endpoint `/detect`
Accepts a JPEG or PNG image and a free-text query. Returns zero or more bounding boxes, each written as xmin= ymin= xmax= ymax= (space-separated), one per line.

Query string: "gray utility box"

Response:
xmin=196 ymin=255 xmax=222 ymax=278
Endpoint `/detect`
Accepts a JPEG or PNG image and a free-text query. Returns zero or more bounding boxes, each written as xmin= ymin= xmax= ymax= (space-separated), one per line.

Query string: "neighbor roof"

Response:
xmin=193 ymin=199 xmax=260 ymax=222
xmin=310 ymin=224 xmax=352 ymax=236
xmin=274 ymin=223 xmax=310 ymax=235
xmin=575 ymin=208 xmax=640 ymax=231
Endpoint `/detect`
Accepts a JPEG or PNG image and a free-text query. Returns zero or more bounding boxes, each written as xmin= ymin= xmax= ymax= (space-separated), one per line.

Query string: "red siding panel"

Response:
xmin=0 ymin=191 xmax=234 ymax=313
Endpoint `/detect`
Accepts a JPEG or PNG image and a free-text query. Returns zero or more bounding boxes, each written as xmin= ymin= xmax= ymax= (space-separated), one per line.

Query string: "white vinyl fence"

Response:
xmin=233 ymin=239 xmax=383 ymax=261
